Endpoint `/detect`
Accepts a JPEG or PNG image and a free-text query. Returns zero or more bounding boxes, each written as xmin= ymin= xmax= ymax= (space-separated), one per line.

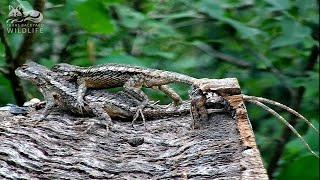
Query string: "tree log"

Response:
xmin=0 ymin=78 xmax=268 ymax=179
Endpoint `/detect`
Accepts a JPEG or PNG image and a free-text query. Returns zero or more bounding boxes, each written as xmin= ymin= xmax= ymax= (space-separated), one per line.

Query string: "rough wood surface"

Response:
xmin=197 ymin=78 xmax=241 ymax=96
xmin=0 ymin=79 xmax=268 ymax=179
xmin=226 ymin=95 xmax=268 ymax=180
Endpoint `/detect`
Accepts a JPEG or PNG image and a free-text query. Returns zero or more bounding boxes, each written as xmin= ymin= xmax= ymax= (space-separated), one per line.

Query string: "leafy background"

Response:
xmin=0 ymin=0 xmax=319 ymax=179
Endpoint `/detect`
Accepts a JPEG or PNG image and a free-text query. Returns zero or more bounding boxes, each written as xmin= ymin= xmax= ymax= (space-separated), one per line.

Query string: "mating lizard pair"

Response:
xmin=51 ymin=63 xmax=206 ymax=122
xmin=15 ymin=62 xmax=223 ymax=130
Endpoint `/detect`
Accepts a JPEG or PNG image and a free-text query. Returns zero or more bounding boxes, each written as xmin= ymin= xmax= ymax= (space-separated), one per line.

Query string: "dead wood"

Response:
xmin=0 ymin=79 xmax=268 ymax=179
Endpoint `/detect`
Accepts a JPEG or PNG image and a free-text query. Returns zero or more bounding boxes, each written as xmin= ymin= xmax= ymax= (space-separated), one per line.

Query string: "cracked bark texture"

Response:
xmin=0 ymin=80 xmax=267 ymax=179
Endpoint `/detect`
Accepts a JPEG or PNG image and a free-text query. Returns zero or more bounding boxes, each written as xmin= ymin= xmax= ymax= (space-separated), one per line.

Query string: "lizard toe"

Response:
xmin=131 ymin=106 xmax=147 ymax=130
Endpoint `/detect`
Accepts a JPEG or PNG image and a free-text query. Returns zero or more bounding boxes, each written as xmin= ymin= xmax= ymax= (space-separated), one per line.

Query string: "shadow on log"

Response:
xmin=0 ymin=79 xmax=268 ymax=179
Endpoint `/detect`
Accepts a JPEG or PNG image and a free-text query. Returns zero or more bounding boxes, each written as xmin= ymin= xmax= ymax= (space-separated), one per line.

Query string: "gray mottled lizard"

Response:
xmin=16 ymin=62 xmax=225 ymax=130
xmin=51 ymin=63 xmax=204 ymax=124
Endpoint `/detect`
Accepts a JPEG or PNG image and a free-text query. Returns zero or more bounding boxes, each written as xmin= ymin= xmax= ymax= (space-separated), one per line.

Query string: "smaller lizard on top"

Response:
xmin=52 ymin=63 xmax=203 ymax=124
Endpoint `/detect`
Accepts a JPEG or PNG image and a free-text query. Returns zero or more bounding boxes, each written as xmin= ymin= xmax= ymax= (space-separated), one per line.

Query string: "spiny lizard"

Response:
xmin=16 ymin=62 xmax=224 ymax=130
xmin=51 ymin=63 xmax=203 ymax=123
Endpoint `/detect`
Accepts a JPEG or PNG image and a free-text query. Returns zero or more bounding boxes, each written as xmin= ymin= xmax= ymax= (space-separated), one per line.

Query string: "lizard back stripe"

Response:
xmin=81 ymin=64 xmax=198 ymax=85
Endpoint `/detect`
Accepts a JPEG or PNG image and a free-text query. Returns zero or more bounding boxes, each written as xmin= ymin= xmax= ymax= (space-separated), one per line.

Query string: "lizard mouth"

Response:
xmin=15 ymin=67 xmax=38 ymax=80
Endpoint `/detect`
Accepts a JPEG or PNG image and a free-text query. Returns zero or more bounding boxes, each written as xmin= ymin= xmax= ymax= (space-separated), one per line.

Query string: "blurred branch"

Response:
xmin=174 ymin=1 xmax=310 ymax=78
xmin=87 ymin=39 xmax=96 ymax=63
xmin=0 ymin=23 xmax=13 ymax=66
xmin=0 ymin=21 xmax=26 ymax=104
xmin=245 ymin=97 xmax=318 ymax=158
xmin=15 ymin=0 xmax=45 ymax=66
xmin=109 ymin=5 xmax=134 ymax=55
xmin=190 ymin=41 xmax=307 ymax=78
xmin=252 ymin=52 xmax=295 ymax=96
xmin=0 ymin=0 xmax=45 ymax=105
xmin=305 ymin=45 xmax=319 ymax=71
xmin=173 ymin=19 xmax=206 ymax=29
xmin=188 ymin=41 xmax=252 ymax=68
xmin=244 ymin=95 xmax=318 ymax=133
xmin=57 ymin=31 xmax=111 ymax=63
xmin=267 ymin=87 xmax=305 ymax=178
xmin=195 ymin=42 xmax=290 ymax=74
xmin=210 ymin=48 xmax=253 ymax=68
xmin=132 ymin=0 xmax=143 ymax=12
xmin=45 ymin=4 xmax=64 ymax=11
xmin=267 ymin=44 xmax=319 ymax=177
xmin=58 ymin=33 xmax=78 ymax=62
xmin=0 ymin=66 xmax=9 ymax=76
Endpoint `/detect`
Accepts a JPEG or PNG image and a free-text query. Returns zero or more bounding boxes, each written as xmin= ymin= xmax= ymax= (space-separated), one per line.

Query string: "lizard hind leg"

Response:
xmin=132 ymin=102 xmax=147 ymax=129
xmin=158 ymin=85 xmax=182 ymax=106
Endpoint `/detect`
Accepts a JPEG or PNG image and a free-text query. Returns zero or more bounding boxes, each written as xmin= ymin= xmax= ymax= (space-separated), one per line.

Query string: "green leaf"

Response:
xmin=141 ymin=44 xmax=175 ymax=59
xmin=0 ymin=75 xmax=14 ymax=105
xmin=117 ymin=6 xmax=145 ymax=29
xmin=264 ymin=0 xmax=290 ymax=11
xmin=290 ymin=72 xmax=319 ymax=89
xmin=217 ymin=0 xmax=254 ymax=9
xmin=198 ymin=0 xmax=260 ymax=38
xmin=199 ymin=0 xmax=224 ymax=19
xmin=102 ymin=0 xmax=123 ymax=6
xmin=271 ymin=20 xmax=312 ymax=48
xmin=295 ymin=0 xmax=318 ymax=23
xmin=70 ymin=58 xmax=93 ymax=66
xmin=76 ymin=0 xmax=116 ymax=35
xmin=164 ymin=11 xmax=198 ymax=20
xmin=38 ymin=58 xmax=56 ymax=68
xmin=16 ymin=0 xmax=33 ymax=11
xmin=224 ymin=19 xmax=261 ymax=39
xmin=172 ymin=57 xmax=199 ymax=70
xmin=284 ymin=120 xmax=319 ymax=157
xmin=144 ymin=20 xmax=179 ymax=38
xmin=0 ymin=43 xmax=4 ymax=65
xmin=276 ymin=155 xmax=319 ymax=180
xmin=96 ymin=54 xmax=148 ymax=67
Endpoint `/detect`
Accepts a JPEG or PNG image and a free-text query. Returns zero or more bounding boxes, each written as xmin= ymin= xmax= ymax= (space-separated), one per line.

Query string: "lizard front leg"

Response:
xmin=76 ymin=79 xmax=87 ymax=113
xmin=123 ymin=76 xmax=148 ymax=129
xmin=34 ymin=97 xmax=56 ymax=125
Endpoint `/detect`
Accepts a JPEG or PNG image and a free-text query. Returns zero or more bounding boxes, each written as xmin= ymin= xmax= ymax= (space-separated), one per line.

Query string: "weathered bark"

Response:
xmin=0 ymin=79 xmax=268 ymax=179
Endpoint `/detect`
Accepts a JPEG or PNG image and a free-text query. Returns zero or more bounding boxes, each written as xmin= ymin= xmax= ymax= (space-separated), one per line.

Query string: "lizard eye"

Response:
xmin=52 ymin=93 xmax=59 ymax=99
xmin=20 ymin=64 xmax=28 ymax=70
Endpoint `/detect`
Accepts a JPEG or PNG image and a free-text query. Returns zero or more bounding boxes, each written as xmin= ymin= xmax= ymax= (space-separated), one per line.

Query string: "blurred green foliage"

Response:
xmin=0 ymin=0 xmax=319 ymax=179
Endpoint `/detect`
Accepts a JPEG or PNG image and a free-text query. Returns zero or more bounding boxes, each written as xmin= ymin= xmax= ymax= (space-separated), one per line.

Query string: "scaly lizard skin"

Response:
xmin=15 ymin=62 xmax=208 ymax=130
xmin=51 ymin=63 xmax=202 ymax=123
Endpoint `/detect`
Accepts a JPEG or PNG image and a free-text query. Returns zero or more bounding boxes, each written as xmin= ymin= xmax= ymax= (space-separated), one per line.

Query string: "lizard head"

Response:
xmin=15 ymin=62 xmax=50 ymax=87
xmin=51 ymin=63 xmax=80 ymax=81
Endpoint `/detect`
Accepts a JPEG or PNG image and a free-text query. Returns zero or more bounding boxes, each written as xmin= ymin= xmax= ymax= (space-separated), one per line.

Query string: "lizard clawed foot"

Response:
xmin=81 ymin=119 xmax=113 ymax=134
xmin=76 ymin=98 xmax=86 ymax=114
xmin=32 ymin=114 xmax=47 ymax=127
xmin=164 ymin=102 xmax=175 ymax=108
xmin=33 ymin=119 xmax=43 ymax=127
xmin=132 ymin=104 xmax=146 ymax=130
xmin=104 ymin=121 xmax=114 ymax=133
xmin=150 ymin=100 xmax=160 ymax=106
xmin=164 ymin=101 xmax=181 ymax=109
